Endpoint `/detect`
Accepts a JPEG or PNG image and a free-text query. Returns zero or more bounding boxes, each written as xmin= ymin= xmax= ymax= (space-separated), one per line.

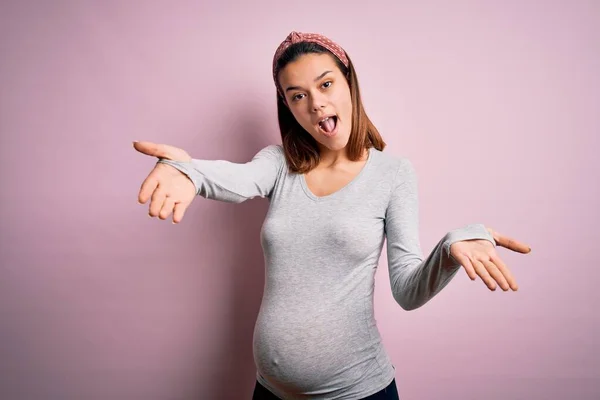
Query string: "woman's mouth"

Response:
xmin=317 ymin=115 xmax=338 ymax=137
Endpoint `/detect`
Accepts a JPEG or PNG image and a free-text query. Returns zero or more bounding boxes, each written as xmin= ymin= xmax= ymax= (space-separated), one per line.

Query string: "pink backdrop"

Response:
xmin=1 ymin=1 xmax=598 ymax=399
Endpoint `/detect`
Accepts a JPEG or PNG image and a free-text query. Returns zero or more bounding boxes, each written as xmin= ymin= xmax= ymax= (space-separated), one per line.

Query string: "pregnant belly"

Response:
xmin=252 ymin=302 xmax=383 ymax=394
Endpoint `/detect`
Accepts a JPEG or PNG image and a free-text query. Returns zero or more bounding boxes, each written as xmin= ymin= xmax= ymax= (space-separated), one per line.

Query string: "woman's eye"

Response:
xmin=291 ymin=83 xmax=331 ymax=102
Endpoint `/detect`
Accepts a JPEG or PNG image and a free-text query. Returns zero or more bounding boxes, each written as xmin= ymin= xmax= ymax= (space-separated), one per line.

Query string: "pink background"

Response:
xmin=1 ymin=1 xmax=598 ymax=399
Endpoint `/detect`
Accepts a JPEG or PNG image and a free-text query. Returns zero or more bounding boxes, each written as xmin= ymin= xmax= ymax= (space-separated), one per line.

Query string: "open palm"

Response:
xmin=450 ymin=227 xmax=531 ymax=291
xmin=133 ymin=141 xmax=196 ymax=223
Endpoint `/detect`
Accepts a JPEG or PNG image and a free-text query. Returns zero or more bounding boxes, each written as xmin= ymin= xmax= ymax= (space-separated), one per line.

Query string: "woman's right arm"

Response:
xmin=158 ymin=145 xmax=284 ymax=203
xmin=134 ymin=141 xmax=285 ymax=223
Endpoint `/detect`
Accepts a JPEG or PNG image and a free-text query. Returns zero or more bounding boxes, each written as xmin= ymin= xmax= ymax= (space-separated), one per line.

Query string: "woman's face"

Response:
xmin=278 ymin=53 xmax=353 ymax=152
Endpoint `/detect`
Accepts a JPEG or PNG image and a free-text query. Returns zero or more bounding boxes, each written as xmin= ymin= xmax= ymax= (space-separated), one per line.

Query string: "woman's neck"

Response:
xmin=317 ymin=146 xmax=368 ymax=169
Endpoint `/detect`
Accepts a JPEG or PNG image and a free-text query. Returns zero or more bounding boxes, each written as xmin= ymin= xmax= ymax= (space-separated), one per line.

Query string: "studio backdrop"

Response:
xmin=0 ymin=1 xmax=598 ymax=399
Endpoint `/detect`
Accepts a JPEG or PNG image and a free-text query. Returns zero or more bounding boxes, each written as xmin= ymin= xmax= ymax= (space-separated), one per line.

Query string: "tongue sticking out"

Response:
xmin=320 ymin=117 xmax=336 ymax=133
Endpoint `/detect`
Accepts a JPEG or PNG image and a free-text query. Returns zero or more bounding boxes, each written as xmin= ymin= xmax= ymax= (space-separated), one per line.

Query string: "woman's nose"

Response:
xmin=310 ymin=94 xmax=327 ymax=112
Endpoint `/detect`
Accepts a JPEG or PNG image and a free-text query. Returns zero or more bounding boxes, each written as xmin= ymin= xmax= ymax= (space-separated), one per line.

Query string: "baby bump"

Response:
xmin=252 ymin=303 xmax=383 ymax=393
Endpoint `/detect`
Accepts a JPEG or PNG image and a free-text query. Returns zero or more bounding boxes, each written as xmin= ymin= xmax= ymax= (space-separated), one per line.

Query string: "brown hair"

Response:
xmin=274 ymin=42 xmax=386 ymax=174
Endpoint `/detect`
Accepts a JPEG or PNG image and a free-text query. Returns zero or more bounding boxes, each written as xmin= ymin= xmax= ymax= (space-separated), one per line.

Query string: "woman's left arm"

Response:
xmin=384 ymin=158 xmax=531 ymax=311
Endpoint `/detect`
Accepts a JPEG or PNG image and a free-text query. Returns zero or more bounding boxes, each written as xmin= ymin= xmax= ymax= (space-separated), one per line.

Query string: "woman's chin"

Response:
xmin=317 ymin=133 xmax=350 ymax=152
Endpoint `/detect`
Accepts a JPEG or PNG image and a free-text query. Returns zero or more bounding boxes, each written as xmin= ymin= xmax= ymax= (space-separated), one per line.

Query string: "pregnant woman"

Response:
xmin=133 ymin=31 xmax=531 ymax=400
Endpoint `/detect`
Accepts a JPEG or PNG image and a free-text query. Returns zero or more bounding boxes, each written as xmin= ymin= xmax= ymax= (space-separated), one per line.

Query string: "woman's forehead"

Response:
xmin=280 ymin=53 xmax=340 ymax=82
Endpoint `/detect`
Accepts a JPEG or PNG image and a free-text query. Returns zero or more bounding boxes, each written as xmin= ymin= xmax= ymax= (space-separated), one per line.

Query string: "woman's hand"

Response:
xmin=450 ymin=227 xmax=531 ymax=291
xmin=133 ymin=141 xmax=196 ymax=224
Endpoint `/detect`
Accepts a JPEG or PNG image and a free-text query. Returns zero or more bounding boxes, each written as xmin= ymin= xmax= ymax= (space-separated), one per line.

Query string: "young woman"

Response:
xmin=133 ymin=31 xmax=531 ymax=400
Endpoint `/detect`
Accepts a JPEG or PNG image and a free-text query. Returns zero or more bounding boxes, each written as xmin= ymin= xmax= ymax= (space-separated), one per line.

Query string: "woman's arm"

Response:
xmin=384 ymin=158 xmax=495 ymax=311
xmin=157 ymin=145 xmax=285 ymax=203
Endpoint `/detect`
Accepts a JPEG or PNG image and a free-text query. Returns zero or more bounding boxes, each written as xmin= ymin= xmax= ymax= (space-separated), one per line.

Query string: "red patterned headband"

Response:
xmin=272 ymin=31 xmax=349 ymax=99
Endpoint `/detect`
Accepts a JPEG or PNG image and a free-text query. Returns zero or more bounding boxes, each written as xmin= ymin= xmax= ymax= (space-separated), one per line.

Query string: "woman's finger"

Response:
xmin=172 ymin=201 xmax=189 ymax=224
xmin=133 ymin=141 xmax=191 ymax=162
xmin=138 ymin=172 xmax=159 ymax=204
xmin=453 ymin=252 xmax=477 ymax=281
xmin=490 ymin=254 xmax=519 ymax=291
xmin=491 ymin=230 xmax=531 ymax=254
xmin=159 ymin=196 xmax=176 ymax=220
xmin=472 ymin=257 xmax=496 ymax=291
xmin=481 ymin=258 xmax=510 ymax=291
xmin=149 ymin=184 xmax=167 ymax=217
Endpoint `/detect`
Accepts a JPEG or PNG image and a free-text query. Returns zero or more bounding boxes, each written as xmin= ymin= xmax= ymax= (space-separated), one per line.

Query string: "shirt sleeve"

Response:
xmin=384 ymin=158 xmax=496 ymax=311
xmin=156 ymin=144 xmax=285 ymax=203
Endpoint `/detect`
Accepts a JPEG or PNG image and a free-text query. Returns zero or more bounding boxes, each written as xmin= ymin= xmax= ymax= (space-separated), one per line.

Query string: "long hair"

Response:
xmin=274 ymin=42 xmax=386 ymax=173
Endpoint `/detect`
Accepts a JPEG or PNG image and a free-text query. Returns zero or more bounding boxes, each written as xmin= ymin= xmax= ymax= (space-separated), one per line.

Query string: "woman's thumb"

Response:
xmin=132 ymin=141 xmax=191 ymax=162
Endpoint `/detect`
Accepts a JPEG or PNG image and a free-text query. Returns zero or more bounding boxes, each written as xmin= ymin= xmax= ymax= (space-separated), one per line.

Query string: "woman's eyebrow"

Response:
xmin=285 ymin=70 xmax=333 ymax=92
